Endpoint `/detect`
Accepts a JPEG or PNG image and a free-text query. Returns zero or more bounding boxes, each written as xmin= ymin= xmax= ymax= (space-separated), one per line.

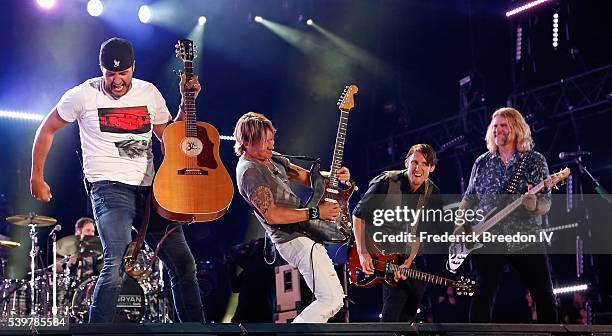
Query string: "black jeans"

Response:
xmin=469 ymin=242 xmax=557 ymax=323
xmin=381 ymin=277 xmax=425 ymax=322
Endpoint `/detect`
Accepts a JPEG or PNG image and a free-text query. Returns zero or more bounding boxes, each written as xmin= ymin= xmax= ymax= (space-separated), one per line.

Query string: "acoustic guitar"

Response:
xmin=153 ymin=39 xmax=233 ymax=222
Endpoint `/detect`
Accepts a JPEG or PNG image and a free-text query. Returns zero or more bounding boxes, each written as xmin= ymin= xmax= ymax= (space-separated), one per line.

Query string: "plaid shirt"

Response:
xmin=463 ymin=150 xmax=551 ymax=251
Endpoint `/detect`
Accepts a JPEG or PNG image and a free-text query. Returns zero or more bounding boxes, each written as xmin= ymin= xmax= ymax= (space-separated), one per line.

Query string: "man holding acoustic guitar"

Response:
xmin=352 ymin=144 xmax=445 ymax=322
xmin=30 ymin=37 xmax=205 ymax=323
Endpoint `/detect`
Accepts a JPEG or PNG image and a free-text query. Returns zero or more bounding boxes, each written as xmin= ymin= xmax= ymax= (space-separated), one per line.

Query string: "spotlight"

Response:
xmin=87 ymin=0 xmax=103 ymax=17
xmin=515 ymin=25 xmax=523 ymax=62
xmin=254 ymin=16 xmax=263 ymax=23
xmin=306 ymin=19 xmax=314 ymax=26
xmin=553 ymin=284 xmax=588 ymax=295
xmin=552 ymin=12 xmax=559 ymax=48
xmin=0 ymin=110 xmax=44 ymax=122
xmin=36 ymin=0 xmax=55 ymax=9
xmin=198 ymin=16 xmax=207 ymax=25
xmin=505 ymin=0 xmax=552 ymax=17
xmin=138 ymin=5 xmax=151 ymax=24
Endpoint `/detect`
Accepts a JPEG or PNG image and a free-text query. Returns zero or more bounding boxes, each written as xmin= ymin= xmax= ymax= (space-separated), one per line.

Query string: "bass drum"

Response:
xmin=71 ymin=275 xmax=146 ymax=323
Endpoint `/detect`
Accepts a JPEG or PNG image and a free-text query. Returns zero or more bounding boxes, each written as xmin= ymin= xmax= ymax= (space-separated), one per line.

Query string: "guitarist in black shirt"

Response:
xmin=352 ymin=144 xmax=446 ymax=322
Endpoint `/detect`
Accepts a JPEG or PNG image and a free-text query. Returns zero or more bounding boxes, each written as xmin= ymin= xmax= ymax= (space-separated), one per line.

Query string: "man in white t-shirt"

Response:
xmin=30 ymin=37 xmax=205 ymax=323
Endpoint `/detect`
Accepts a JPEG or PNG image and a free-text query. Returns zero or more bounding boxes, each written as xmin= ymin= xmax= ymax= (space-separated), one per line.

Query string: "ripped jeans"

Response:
xmin=275 ymin=236 xmax=344 ymax=323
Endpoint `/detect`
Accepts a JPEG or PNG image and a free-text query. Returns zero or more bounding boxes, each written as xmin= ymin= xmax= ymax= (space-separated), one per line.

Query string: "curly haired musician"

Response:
xmin=234 ymin=112 xmax=350 ymax=323
xmin=30 ymin=37 xmax=204 ymax=323
xmin=352 ymin=143 xmax=444 ymax=322
xmin=456 ymin=107 xmax=557 ymax=323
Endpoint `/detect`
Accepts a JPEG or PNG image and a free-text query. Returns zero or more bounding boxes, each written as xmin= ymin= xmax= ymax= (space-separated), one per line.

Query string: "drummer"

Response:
xmin=56 ymin=217 xmax=99 ymax=275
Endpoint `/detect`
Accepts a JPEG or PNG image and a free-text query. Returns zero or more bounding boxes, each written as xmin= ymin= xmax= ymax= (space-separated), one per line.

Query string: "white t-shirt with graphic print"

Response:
xmin=56 ymin=77 xmax=171 ymax=186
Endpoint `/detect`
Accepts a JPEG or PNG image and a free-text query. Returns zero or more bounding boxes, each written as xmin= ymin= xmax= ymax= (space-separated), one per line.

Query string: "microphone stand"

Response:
xmin=51 ymin=229 xmax=58 ymax=317
xmin=575 ymin=156 xmax=612 ymax=204
xmin=28 ymin=220 xmax=38 ymax=317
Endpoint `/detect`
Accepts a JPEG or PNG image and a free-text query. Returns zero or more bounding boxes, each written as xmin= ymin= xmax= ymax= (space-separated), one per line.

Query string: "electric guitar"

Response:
xmin=153 ymin=39 xmax=233 ymax=222
xmin=446 ymin=167 xmax=571 ymax=272
xmin=299 ymin=85 xmax=358 ymax=243
xmin=347 ymin=242 xmax=476 ymax=295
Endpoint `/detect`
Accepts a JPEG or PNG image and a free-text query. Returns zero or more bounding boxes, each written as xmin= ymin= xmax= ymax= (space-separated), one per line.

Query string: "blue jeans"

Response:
xmin=88 ymin=181 xmax=204 ymax=323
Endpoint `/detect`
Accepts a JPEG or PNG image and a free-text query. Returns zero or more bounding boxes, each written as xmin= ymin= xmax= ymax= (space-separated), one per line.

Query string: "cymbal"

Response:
xmin=6 ymin=214 xmax=57 ymax=227
xmin=0 ymin=240 xmax=20 ymax=248
xmin=56 ymin=235 xmax=102 ymax=257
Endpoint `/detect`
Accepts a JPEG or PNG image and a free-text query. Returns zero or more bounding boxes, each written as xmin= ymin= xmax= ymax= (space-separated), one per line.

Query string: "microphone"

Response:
xmin=559 ymin=151 xmax=590 ymax=160
xmin=49 ymin=224 xmax=62 ymax=236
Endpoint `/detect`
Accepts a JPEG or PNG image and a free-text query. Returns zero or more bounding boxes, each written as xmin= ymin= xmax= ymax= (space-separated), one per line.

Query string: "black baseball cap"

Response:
xmin=99 ymin=37 xmax=134 ymax=71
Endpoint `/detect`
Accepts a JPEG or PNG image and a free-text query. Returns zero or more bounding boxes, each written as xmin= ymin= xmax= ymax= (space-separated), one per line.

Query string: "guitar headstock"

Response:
xmin=454 ymin=276 xmax=477 ymax=296
xmin=337 ymin=84 xmax=358 ymax=112
xmin=548 ymin=167 xmax=571 ymax=189
xmin=175 ymin=39 xmax=197 ymax=61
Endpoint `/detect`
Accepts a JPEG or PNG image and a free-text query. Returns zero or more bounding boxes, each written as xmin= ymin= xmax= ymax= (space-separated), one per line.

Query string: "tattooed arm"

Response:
xmin=249 ymin=185 xmax=310 ymax=225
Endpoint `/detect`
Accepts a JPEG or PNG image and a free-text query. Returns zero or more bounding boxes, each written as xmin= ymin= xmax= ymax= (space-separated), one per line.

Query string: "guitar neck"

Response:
xmin=329 ymin=109 xmax=349 ymax=187
xmin=183 ymin=60 xmax=197 ymax=137
xmin=475 ymin=179 xmax=547 ymax=236
xmin=389 ymin=263 xmax=454 ymax=287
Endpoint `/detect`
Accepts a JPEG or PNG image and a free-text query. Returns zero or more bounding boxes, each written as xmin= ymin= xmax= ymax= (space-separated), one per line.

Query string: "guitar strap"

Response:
xmin=404 ymin=179 xmax=432 ymax=268
xmin=384 ymin=171 xmax=432 ymax=268
xmin=123 ymin=192 xmax=152 ymax=277
xmin=503 ymin=151 xmax=532 ymax=194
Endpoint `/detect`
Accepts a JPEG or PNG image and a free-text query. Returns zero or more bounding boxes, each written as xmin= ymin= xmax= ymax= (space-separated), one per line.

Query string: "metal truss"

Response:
xmin=509 ymin=63 xmax=612 ymax=163
xmin=366 ymin=63 xmax=612 ymax=176
xmin=365 ymin=106 xmax=489 ymax=174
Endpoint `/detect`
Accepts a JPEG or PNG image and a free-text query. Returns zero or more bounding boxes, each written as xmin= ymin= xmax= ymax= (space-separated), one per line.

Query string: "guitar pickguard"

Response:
xmin=196 ymin=125 xmax=218 ymax=169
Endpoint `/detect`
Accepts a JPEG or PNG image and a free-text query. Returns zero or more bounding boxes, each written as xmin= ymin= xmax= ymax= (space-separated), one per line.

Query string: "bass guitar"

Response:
xmin=153 ymin=39 xmax=234 ymax=222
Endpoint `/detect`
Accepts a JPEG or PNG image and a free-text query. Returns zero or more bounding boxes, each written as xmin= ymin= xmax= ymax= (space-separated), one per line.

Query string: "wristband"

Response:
xmin=308 ymin=207 xmax=320 ymax=220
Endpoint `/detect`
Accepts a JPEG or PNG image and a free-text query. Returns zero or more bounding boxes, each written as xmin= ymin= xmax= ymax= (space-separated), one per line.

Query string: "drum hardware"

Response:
xmin=1 ymin=214 xmax=171 ymax=323
xmin=50 ymin=224 xmax=59 ymax=316
xmin=6 ymin=214 xmax=57 ymax=227
xmin=0 ymin=240 xmax=20 ymax=249
xmin=4 ymin=214 xmax=62 ymax=318
xmin=56 ymin=235 xmax=102 ymax=258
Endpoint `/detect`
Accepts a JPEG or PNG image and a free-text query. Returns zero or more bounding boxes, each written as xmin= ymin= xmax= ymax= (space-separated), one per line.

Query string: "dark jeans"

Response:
xmin=88 ymin=181 xmax=204 ymax=323
xmin=381 ymin=277 xmax=425 ymax=322
xmin=469 ymin=243 xmax=557 ymax=323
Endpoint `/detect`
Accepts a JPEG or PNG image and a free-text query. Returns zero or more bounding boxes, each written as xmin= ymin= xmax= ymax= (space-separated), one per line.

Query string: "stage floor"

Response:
xmin=1 ymin=323 xmax=612 ymax=336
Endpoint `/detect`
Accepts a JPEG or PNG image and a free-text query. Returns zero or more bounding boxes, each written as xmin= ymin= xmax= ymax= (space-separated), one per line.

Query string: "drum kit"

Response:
xmin=0 ymin=214 xmax=172 ymax=323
